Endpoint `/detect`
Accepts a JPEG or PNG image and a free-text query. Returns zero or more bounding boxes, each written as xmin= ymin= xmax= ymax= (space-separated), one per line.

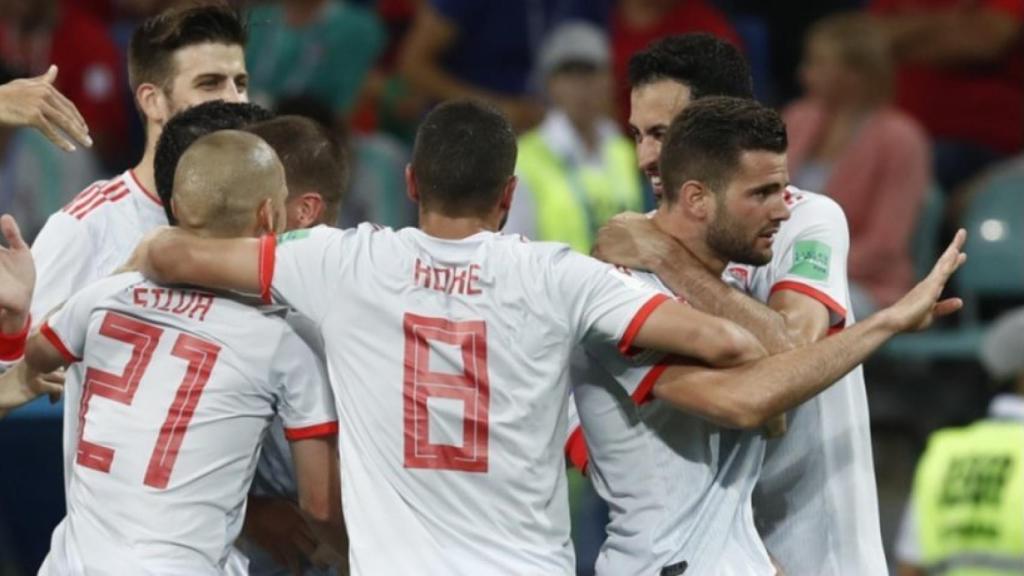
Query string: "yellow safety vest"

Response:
xmin=913 ymin=419 xmax=1024 ymax=575
xmin=516 ymin=131 xmax=642 ymax=253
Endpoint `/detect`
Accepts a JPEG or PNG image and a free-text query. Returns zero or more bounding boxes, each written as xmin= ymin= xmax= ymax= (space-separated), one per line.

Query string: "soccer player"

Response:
xmin=591 ymin=34 xmax=889 ymax=574
xmin=152 ymin=104 xmax=349 ymax=575
xmin=131 ymin=100 xmax=963 ymax=574
xmin=10 ymin=131 xmax=343 ymax=574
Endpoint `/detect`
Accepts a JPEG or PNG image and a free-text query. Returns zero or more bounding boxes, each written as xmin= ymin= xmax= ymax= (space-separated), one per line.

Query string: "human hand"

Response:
xmin=0 ymin=65 xmax=92 ymax=152
xmin=880 ymin=229 xmax=966 ymax=332
xmin=243 ymin=496 xmax=317 ymax=575
xmin=0 ymin=215 xmax=34 ymax=333
xmin=593 ymin=213 xmax=686 ymax=272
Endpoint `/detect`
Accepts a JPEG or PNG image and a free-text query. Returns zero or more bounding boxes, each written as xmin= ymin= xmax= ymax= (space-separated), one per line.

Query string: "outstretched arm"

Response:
xmin=652 ymin=231 xmax=966 ymax=429
xmin=135 ymin=227 xmax=262 ymax=296
xmin=291 ymin=436 xmax=347 ymax=562
xmin=0 ymin=362 xmax=64 ymax=418
xmin=0 ymin=65 xmax=92 ymax=152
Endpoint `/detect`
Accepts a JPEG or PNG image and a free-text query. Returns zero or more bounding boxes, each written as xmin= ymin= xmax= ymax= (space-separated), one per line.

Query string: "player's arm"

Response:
xmin=290 ymin=436 xmax=347 ymax=560
xmin=0 ymin=361 xmax=64 ymax=417
xmin=629 ymin=300 xmax=768 ymax=367
xmin=651 ymin=232 xmax=966 ymax=429
xmin=136 ymin=227 xmax=262 ymax=295
xmin=0 ymin=65 xmax=91 ymax=152
xmin=875 ymin=5 xmax=1021 ymax=65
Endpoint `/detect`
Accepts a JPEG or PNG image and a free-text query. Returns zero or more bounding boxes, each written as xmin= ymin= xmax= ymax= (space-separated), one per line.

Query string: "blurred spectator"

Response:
xmin=895 ymin=308 xmax=1024 ymax=576
xmin=870 ymin=0 xmax=1024 ymax=191
xmin=275 ymin=95 xmax=416 ymax=229
xmin=785 ymin=13 xmax=929 ymax=317
xmin=507 ymin=22 xmax=642 ymax=253
xmin=0 ymin=0 xmax=130 ymax=170
xmin=246 ymin=0 xmax=386 ymax=124
xmin=610 ymin=0 xmax=741 ymax=125
xmin=398 ymin=0 xmax=604 ymax=132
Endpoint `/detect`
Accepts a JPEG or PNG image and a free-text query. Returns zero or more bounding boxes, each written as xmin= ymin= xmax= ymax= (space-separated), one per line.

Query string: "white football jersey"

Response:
xmin=27 ymin=170 xmax=169 ymax=492
xmin=723 ymin=188 xmax=887 ymax=575
xmin=37 ymin=272 xmax=337 ymax=575
xmin=261 ymin=224 xmax=668 ymax=575
xmin=566 ymin=271 xmax=774 ymax=576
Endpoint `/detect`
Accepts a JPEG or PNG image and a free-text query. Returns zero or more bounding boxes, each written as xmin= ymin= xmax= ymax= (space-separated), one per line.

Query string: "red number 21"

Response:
xmin=402 ymin=313 xmax=490 ymax=473
xmin=76 ymin=312 xmax=221 ymax=488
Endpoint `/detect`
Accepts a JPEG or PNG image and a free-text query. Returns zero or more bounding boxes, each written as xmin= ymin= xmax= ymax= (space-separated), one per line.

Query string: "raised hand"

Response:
xmin=0 ymin=215 xmax=34 ymax=331
xmin=0 ymin=65 xmax=92 ymax=152
xmin=884 ymin=229 xmax=967 ymax=333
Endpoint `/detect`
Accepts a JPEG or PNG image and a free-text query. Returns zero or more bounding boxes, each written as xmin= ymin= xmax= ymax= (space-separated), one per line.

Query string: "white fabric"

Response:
xmin=267 ymin=224 xmax=665 ymax=575
xmin=727 ymin=188 xmax=887 ymax=576
xmin=568 ymin=270 xmax=774 ymax=576
xmin=39 ymin=272 xmax=335 ymax=575
xmin=27 ymin=170 xmax=169 ymax=493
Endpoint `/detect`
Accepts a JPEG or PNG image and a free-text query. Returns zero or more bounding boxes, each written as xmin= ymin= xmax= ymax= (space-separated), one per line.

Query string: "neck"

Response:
xmin=651 ymin=205 xmax=730 ymax=275
xmin=418 ymin=210 xmax=498 ymax=240
xmin=570 ymin=116 xmax=600 ymax=154
xmin=133 ymin=130 xmax=159 ymax=201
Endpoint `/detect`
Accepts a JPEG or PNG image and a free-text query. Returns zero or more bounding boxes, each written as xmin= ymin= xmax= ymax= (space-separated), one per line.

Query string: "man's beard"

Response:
xmin=706 ymin=201 xmax=772 ymax=266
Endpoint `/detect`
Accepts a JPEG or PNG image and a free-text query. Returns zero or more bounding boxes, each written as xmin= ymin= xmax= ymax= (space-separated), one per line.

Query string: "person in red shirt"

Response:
xmin=611 ymin=0 xmax=741 ymax=126
xmin=871 ymin=0 xmax=1024 ymax=190
xmin=0 ymin=0 xmax=128 ymax=169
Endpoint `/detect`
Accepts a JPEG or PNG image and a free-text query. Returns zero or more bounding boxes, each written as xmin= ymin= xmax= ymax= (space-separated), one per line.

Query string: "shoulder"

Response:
xmin=783 ymin=188 xmax=849 ymax=234
xmin=67 ymin=271 xmax=147 ymax=306
xmin=59 ymin=176 xmax=132 ymax=223
xmin=871 ymin=108 xmax=929 ymax=149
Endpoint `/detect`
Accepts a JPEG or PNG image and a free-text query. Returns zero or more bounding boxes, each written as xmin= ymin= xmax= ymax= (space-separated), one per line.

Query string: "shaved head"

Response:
xmin=172 ymin=130 xmax=287 ymax=237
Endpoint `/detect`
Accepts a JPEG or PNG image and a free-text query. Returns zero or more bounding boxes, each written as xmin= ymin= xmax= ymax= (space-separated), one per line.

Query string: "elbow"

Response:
xmin=709 ymin=324 xmax=765 ymax=367
xmin=715 ymin=398 xmax=770 ymax=430
xmin=299 ymin=490 xmax=338 ymax=526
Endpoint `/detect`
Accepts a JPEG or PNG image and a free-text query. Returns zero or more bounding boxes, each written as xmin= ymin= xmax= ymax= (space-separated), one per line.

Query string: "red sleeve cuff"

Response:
xmin=565 ymin=426 xmax=589 ymax=474
xmin=284 ymin=421 xmax=339 ymax=441
xmin=39 ymin=321 xmax=80 ymax=363
xmin=618 ymin=294 xmax=671 ymax=356
xmin=631 ymin=362 xmax=670 ymax=406
xmin=770 ymin=281 xmax=847 ymax=329
xmin=0 ymin=315 xmax=31 ymax=361
xmin=258 ymin=234 xmax=277 ymax=305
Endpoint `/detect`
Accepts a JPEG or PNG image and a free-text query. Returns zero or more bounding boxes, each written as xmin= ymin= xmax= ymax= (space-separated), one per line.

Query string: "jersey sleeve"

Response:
xmin=271 ymin=328 xmax=338 ymax=441
xmin=38 ymin=276 xmax=112 ymax=363
xmin=262 ymin=225 xmax=347 ymax=326
xmin=552 ymin=249 xmax=670 ymax=352
xmin=30 ymin=212 xmax=97 ymax=324
xmin=769 ymin=197 xmax=851 ymax=328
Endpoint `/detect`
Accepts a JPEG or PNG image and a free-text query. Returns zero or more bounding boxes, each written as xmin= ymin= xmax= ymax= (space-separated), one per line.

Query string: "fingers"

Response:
xmin=933 ymin=298 xmax=963 ymax=318
xmin=33 ymin=111 xmax=76 ymax=152
xmin=41 ymin=64 xmax=58 ymax=85
xmin=0 ymin=215 xmax=27 ymax=251
xmin=45 ymin=93 xmax=91 ymax=148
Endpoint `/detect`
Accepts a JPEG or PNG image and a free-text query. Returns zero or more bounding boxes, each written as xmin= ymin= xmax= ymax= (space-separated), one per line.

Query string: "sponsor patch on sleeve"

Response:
xmin=277 ymin=229 xmax=311 ymax=245
xmin=788 ymin=239 xmax=831 ymax=281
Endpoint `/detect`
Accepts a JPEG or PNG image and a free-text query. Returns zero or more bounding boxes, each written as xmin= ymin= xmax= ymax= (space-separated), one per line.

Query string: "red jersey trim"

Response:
xmin=631 ymin=362 xmax=670 ymax=406
xmin=770 ymin=281 xmax=847 ymax=330
xmin=565 ymin=425 xmax=589 ymax=473
xmin=64 ymin=180 xmax=130 ymax=220
xmin=39 ymin=321 xmax=80 ymax=363
xmin=130 ymin=170 xmax=162 ymax=206
xmin=284 ymin=421 xmax=339 ymax=441
xmin=618 ymin=294 xmax=671 ymax=356
xmin=258 ymin=234 xmax=277 ymax=304
xmin=0 ymin=314 xmax=31 ymax=361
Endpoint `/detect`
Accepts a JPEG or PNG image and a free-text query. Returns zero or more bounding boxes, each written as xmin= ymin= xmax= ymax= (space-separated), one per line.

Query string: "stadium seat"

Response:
xmin=882 ymin=174 xmax=1024 ymax=360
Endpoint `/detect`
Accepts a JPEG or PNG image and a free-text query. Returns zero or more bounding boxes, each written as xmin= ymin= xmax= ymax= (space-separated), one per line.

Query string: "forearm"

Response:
xmin=144 ymin=231 xmax=261 ymax=295
xmin=654 ymin=259 xmax=794 ymax=353
xmin=654 ymin=310 xmax=896 ymax=428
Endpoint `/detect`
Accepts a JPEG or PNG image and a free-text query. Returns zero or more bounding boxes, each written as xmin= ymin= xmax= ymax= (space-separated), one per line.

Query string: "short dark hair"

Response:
xmin=411 ymin=100 xmax=516 ymax=217
xmin=659 ymin=97 xmax=787 ymax=203
xmin=245 ymin=116 xmax=348 ymax=223
xmin=128 ymin=2 xmax=246 ymax=93
xmin=154 ymin=100 xmax=273 ymax=223
xmin=628 ymin=34 xmax=753 ymax=100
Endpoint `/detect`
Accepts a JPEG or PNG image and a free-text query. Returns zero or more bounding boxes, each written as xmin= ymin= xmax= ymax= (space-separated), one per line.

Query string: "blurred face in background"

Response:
xmin=546 ymin=62 xmax=612 ymax=131
xmin=799 ymin=34 xmax=859 ymax=109
xmin=629 ymin=79 xmax=692 ymax=201
xmin=799 ymin=15 xmax=892 ymax=111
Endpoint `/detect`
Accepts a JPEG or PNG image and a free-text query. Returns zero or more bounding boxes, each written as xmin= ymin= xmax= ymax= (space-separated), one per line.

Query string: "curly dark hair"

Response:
xmin=627 ymin=34 xmax=753 ymax=100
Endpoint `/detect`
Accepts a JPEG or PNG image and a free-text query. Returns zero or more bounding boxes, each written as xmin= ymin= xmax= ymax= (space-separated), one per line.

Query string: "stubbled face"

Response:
xmin=629 ymin=79 xmax=692 ymax=201
xmin=705 ymin=150 xmax=792 ymax=265
xmin=164 ymin=42 xmax=248 ymax=117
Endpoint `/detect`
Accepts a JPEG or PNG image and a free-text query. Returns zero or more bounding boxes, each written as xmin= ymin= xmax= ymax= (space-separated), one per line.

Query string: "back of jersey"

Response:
xmin=40 ymin=273 xmax=334 ymax=575
xmin=266 ymin=224 xmax=665 ymax=575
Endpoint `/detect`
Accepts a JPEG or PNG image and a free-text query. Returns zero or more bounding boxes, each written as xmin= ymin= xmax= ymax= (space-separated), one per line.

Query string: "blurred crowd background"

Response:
xmin=0 ymin=0 xmax=1022 ymax=574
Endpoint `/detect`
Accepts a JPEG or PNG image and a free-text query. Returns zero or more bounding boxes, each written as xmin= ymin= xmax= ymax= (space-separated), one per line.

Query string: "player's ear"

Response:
xmin=136 ymin=83 xmax=169 ymax=127
xmin=256 ymin=197 xmax=276 ymax=235
xmin=405 ymin=164 xmax=419 ymax=204
xmin=498 ymin=176 xmax=517 ymax=212
xmin=289 ymin=192 xmax=326 ymax=228
xmin=680 ymin=180 xmax=712 ymax=220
